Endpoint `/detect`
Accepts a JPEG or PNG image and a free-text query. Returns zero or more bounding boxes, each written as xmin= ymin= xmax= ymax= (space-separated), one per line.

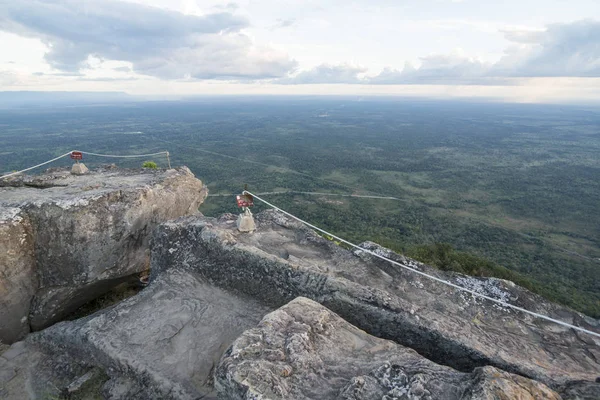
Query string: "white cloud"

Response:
xmin=493 ymin=20 xmax=600 ymax=77
xmin=277 ymin=63 xmax=367 ymax=84
xmin=288 ymin=20 xmax=600 ymax=85
xmin=0 ymin=0 xmax=296 ymax=80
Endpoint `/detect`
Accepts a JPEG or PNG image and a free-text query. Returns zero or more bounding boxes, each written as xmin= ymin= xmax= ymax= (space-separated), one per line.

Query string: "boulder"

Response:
xmin=216 ymin=297 xmax=561 ymax=400
xmin=30 ymin=268 xmax=272 ymax=399
xmin=70 ymin=163 xmax=89 ymax=175
xmin=152 ymin=211 xmax=600 ymax=397
xmin=236 ymin=209 xmax=256 ymax=232
xmin=0 ymin=166 xmax=207 ymax=343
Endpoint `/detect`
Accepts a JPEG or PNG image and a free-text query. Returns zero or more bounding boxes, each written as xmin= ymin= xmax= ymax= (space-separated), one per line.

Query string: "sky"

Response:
xmin=0 ymin=0 xmax=599 ymax=103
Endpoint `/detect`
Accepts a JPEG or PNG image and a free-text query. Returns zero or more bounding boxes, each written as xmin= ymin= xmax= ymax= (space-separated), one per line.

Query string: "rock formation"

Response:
xmin=1 ymin=203 xmax=599 ymax=399
xmin=151 ymin=211 xmax=600 ymax=397
xmin=26 ymin=268 xmax=271 ymax=399
xmin=0 ymin=166 xmax=207 ymax=343
xmin=216 ymin=297 xmax=561 ymax=400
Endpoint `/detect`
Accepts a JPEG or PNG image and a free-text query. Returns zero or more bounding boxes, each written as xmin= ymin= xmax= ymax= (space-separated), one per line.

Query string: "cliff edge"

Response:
xmin=1 ymin=200 xmax=599 ymax=399
xmin=0 ymin=166 xmax=207 ymax=343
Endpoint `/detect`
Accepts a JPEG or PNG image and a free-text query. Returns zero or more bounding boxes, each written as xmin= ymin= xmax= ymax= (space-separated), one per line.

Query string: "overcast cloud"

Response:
xmin=0 ymin=0 xmax=297 ymax=80
xmin=291 ymin=20 xmax=600 ymax=85
xmin=0 ymin=0 xmax=599 ymax=101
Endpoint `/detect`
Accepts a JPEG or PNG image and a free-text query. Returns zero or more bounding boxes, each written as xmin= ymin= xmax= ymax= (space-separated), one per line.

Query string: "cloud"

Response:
xmin=277 ymin=64 xmax=367 ymax=84
xmin=0 ymin=70 xmax=20 ymax=86
xmin=494 ymin=20 xmax=600 ymax=77
xmin=212 ymin=2 xmax=239 ymax=11
xmin=283 ymin=19 xmax=600 ymax=85
xmin=370 ymin=19 xmax=600 ymax=85
xmin=369 ymin=53 xmax=494 ymax=85
xmin=0 ymin=0 xmax=296 ymax=80
xmin=113 ymin=66 xmax=132 ymax=73
xmin=32 ymin=71 xmax=82 ymax=77
xmin=272 ymin=18 xmax=296 ymax=29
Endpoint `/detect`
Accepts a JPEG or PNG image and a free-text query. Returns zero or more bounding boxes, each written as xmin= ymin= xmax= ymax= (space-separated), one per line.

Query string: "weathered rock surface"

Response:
xmin=152 ymin=211 xmax=600 ymax=397
xmin=28 ymin=268 xmax=272 ymax=399
xmin=216 ymin=297 xmax=561 ymax=400
xmin=0 ymin=166 xmax=207 ymax=343
xmin=0 ymin=341 xmax=42 ymax=400
xmin=70 ymin=162 xmax=89 ymax=175
xmin=0 ymin=209 xmax=36 ymax=343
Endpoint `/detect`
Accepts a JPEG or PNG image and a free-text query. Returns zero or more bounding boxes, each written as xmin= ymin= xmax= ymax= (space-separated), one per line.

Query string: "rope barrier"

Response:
xmin=1 ymin=149 xmax=169 ymax=180
xmin=150 ymin=135 xmax=395 ymax=198
xmin=245 ymin=190 xmax=600 ymax=339
xmin=0 ymin=152 xmax=73 ymax=180
xmin=77 ymin=150 xmax=169 ymax=158
xmin=208 ymin=191 xmax=401 ymax=201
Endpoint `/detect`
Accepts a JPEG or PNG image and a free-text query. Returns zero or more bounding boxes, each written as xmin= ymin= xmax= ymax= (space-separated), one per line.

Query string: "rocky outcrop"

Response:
xmin=152 ymin=211 xmax=600 ymax=397
xmin=0 ymin=209 xmax=36 ymax=343
xmin=216 ymin=297 xmax=561 ymax=399
xmin=0 ymin=166 xmax=207 ymax=343
xmin=2 ymin=204 xmax=599 ymax=399
xmin=0 ymin=282 xmax=562 ymax=400
xmin=28 ymin=268 xmax=271 ymax=399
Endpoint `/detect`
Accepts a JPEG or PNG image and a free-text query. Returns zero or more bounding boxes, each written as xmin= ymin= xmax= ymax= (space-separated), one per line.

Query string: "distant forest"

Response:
xmin=1 ymin=97 xmax=599 ymax=317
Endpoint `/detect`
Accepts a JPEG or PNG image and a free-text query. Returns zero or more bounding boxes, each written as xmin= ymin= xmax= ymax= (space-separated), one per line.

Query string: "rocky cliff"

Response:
xmin=1 ymin=205 xmax=599 ymax=399
xmin=150 ymin=211 xmax=600 ymax=393
xmin=217 ymin=297 xmax=561 ymax=400
xmin=0 ymin=166 xmax=207 ymax=343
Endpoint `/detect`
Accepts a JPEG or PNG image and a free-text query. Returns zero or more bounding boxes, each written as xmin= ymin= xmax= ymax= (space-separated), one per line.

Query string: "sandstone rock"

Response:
xmin=31 ymin=268 xmax=272 ymax=399
xmin=236 ymin=209 xmax=256 ymax=232
xmin=216 ymin=297 xmax=561 ymax=400
xmin=0 ymin=209 xmax=36 ymax=343
xmin=152 ymin=210 xmax=600 ymax=397
xmin=0 ymin=166 xmax=207 ymax=343
xmin=70 ymin=162 xmax=89 ymax=175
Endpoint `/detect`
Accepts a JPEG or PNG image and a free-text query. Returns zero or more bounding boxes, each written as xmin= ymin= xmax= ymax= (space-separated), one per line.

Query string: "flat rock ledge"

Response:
xmin=26 ymin=268 xmax=271 ymax=399
xmin=0 ymin=165 xmax=207 ymax=343
xmin=216 ymin=297 xmax=561 ymax=400
xmin=152 ymin=211 xmax=600 ymax=398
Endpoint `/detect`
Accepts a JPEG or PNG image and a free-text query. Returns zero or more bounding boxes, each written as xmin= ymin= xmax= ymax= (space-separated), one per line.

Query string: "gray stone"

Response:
xmin=0 ymin=341 xmax=42 ymax=400
xmin=215 ymin=297 xmax=561 ymax=400
xmin=151 ymin=210 xmax=600 ymax=397
xmin=32 ymin=268 xmax=272 ymax=399
xmin=0 ymin=211 xmax=35 ymax=344
xmin=102 ymin=376 xmax=145 ymax=399
xmin=70 ymin=162 xmax=89 ymax=175
xmin=236 ymin=209 xmax=256 ymax=232
xmin=0 ymin=166 xmax=208 ymax=343
xmin=0 ymin=358 xmax=16 ymax=385
xmin=67 ymin=369 xmax=102 ymax=393
xmin=0 ymin=341 xmax=27 ymax=361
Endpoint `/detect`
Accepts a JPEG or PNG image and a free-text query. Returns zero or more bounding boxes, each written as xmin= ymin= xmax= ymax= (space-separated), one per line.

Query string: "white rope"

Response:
xmin=208 ymin=191 xmax=401 ymax=200
xmin=78 ymin=150 xmax=168 ymax=158
xmin=0 ymin=151 xmax=73 ymax=179
xmin=150 ymin=135 xmax=395 ymax=198
xmin=245 ymin=190 xmax=600 ymax=339
xmin=1 ymin=150 xmax=169 ymax=180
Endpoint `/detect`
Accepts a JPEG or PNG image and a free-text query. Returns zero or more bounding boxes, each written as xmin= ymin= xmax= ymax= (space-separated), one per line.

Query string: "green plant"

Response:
xmin=142 ymin=161 xmax=158 ymax=169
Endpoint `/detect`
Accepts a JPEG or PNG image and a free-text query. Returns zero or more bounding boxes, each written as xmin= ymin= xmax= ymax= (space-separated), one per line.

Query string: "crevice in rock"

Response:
xmin=65 ymin=276 xmax=147 ymax=322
